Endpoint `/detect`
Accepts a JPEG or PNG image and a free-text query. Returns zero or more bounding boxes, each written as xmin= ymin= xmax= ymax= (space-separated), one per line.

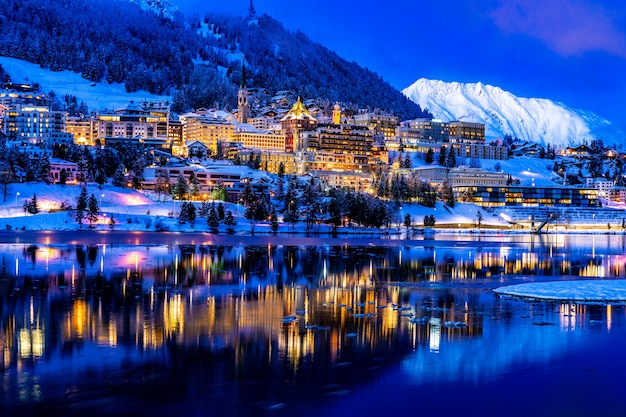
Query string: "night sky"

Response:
xmin=178 ymin=0 xmax=626 ymax=130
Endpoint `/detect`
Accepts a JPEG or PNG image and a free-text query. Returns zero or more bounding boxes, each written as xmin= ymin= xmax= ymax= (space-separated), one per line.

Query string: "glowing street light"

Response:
xmin=15 ymin=192 xmax=20 ymax=211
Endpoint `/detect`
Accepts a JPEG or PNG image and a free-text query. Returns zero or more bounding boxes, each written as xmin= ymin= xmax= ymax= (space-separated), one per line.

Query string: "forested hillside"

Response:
xmin=0 ymin=0 xmax=429 ymax=119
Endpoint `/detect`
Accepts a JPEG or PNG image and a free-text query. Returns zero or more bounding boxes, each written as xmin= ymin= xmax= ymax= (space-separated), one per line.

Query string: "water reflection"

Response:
xmin=1 ymin=234 xmax=626 ymax=416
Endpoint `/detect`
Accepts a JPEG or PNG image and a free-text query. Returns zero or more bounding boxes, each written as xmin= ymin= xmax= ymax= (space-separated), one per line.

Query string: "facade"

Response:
xmin=449 ymin=142 xmax=508 ymax=160
xmin=297 ymin=151 xmax=370 ymax=175
xmin=452 ymin=185 xmax=599 ymax=207
xmin=49 ymin=158 xmax=79 ymax=184
xmin=232 ymin=125 xmax=286 ymax=151
xmin=179 ymin=112 xmax=236 ymax=154
xmin=447 ymin=167 xmax=508 ymax=187
xmin=66 ymin=116 xmax=93 ymax=145
xmin=3 ymin=106 xmax=67 ymax=139
xmin=302 ymin=124 xmax=373 ymax=156
xmin=314 ymin=170 xmax=374 ymax=193
xmin=399 ymin=118 xmax=449 ymax=145
xmin=141 ymin=100 xmax=170 ymax=139
xmin=448 ymin=121 xmax=485 ymax=143
xmin=353 ymin=112 xmax=398 ymax=141
xmin=94 ymin=101 xmax=170 ymax=148
xmin=585 ymin=178 xmax=614 ymax=198
xmin=280 ymin=97 xmax=317 ymax=152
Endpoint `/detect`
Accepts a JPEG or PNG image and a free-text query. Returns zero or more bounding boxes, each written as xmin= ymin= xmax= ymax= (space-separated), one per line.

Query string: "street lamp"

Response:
xmin=15 ymin=192 xmax=20 ymax=211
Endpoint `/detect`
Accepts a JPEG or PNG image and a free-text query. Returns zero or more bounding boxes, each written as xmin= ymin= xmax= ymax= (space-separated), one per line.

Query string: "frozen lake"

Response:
xmin=1 ymin=232 xmax=626 ymax=416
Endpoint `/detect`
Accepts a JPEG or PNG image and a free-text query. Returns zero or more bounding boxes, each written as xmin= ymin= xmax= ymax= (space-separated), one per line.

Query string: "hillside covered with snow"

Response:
xmin=403 ymin=79 xmax=619 ymax=147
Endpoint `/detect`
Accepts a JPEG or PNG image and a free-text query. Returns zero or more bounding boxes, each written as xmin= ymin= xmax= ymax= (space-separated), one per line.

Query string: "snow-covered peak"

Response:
xmin=402 ymin=78 xmax=617 ymax=147
xmin=129 ymin=0 xmax=178 ymax=19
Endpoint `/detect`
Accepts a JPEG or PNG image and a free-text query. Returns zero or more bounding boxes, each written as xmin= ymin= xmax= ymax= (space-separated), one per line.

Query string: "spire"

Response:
xmin=248 ymin=0 xmax=256 ymax=19
xmin=240 ymin=58 xmax=246 ymax=89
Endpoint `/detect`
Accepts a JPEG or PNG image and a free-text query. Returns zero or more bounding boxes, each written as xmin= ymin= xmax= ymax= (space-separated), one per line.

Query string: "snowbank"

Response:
xmin=494 ymin=280 xmax=626 ymax=302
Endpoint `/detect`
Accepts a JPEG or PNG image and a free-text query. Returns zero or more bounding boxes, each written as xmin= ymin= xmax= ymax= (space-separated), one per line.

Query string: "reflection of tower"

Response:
xmin=429 ymin=317 xmax=441 ymax=353
xmin=332 ymin=102 xmax=341 ymax=125
xmin=237 ymin=60 xmax=249 ymax=124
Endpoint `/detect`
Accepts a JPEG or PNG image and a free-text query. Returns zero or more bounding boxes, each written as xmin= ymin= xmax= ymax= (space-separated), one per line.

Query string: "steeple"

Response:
xmin=248 ymin=0 xmax=256 ymax=19
xmin=237 ymin=59 xmax=249 ymax=124
xmin=240 ymin=59 xmax=247 ymax=89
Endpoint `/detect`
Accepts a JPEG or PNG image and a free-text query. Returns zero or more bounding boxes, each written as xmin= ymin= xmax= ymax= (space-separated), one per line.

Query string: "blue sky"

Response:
xmin=178 ymin=0 xmax=626 ymax=128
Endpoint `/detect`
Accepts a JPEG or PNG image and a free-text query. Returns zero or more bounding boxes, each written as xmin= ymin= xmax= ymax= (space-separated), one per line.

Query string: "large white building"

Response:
xmin=3 ymin=105 xmax=67 ymax=138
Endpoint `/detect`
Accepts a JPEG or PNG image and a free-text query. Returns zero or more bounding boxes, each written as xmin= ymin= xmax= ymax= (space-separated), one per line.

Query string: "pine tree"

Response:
xmin=76 ymin=188 xmax=88 ymax=227
xmin=217 ymin=201 xmax=225 ymax=220
xmin=23 ymin=193 xmax=39 ymax=215
xmin=439 ymin=146 xmax=447 ymax=166
xmin=59 ymin=168 xmax=68 ymax=185
xmin=172 ymin=174 xmax=188 ymax=201
xmin=223 ymin=210 xmax=237 ymax=233
xmin=87 ymin=193 xmax=99 ymax=228
xmin=425 ymin=148 xmax=434 ymax=164
xmin=188 ymin=172 xmax=199 ymax=199
xmin=207 ymin=203 xmax=219 ymax=232
xmin=270 ymin=206 xmax=279 ymax=234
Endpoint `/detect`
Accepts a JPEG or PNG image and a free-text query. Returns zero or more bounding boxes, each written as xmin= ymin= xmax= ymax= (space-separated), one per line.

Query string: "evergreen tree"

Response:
xmin=23 ymin=193 xmax=39 ymax=215
xmin=172 ymin=174 xmax=189 ymax=200
xmin=217 ymin=201 xmax=225 ymax=220
xmin=75 ymin=188 xmax=88 ymax=227
xmin=270 ymin=206 xmax=279 ymax=234
xmin=113 ymin=165 xmax=126 ymax=187
xmin=198 ymin=201 xmax=210 ymax=217
xmin=425 ymin=148 xmax=434 ymax=164
xmin=59 ymin=168 xmax=68 ymax=185
xmin=224 ymin=210 xmax=237 ymax=233
xmin=403 ymin=213 xmax=412 ymax=229
xmin=87 ymin=193 xmax=99 ymax=228
xmin=207 ymin=203 xmax=220 ymax=232
xmin=445 ymin=148 xmax=456 ymax=168
xmin=442 ymin=180 xmax=455 ymax=207
xmin=403 ymin=153 xmax=412 ymax=168
xmin=439 ymin=146 xmax=447 ymax=166
xmin=188 ymin=171 xmax=199 ymax=199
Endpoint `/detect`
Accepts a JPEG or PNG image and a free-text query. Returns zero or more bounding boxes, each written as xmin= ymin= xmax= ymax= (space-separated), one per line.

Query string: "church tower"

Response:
xmin=332 ymin=102 xmax=341 ymax=125
xmin=237 ymin=60 xmax=249 ymax=124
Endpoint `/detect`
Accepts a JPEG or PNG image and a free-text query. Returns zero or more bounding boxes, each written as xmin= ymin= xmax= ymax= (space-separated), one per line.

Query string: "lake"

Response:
xmin=1 ymin=232 xmax=626 ymax=416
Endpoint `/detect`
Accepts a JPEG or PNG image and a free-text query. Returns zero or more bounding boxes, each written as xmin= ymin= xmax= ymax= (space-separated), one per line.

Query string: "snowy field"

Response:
xmin=494 ymin=280 xmax=626 ymax=302
xmin=0 ymin=57 xmax=168 ymax=112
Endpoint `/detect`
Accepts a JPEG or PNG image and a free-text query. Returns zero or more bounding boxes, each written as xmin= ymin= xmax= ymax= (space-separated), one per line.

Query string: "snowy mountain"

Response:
xmin=402 ymin=79 xmax=619 ymax=147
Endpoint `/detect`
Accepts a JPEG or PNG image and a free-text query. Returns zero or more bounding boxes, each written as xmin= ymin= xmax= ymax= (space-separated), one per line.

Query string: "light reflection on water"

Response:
xmin=1 ymin=234 xmax=626 ymax=416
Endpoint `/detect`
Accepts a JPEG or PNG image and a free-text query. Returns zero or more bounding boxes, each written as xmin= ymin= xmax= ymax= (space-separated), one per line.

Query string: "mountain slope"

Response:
xmin=0 ymin=0 xmax=426 ymax=118
xmin=403 ymin=79 xmax=617 ymax=147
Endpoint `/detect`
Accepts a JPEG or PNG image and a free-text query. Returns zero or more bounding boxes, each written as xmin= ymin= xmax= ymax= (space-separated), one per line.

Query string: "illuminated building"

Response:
xmin=94 ymin=101 xmax=170 ymax=148
xmin=3 ymin=105 xmax=67 ymax=139
xmin=303 ymin=124 xmax=373 ymax=156
xmin=399 ymin=118 xmax=449 ymax=144
xmin=66 ymin=116 xmax=93 ymax=145
xmin=179 ymin=110 xmax=237 ymax=154
xmin=447 ymin=167 xmax=509 ymax=187
xmin=453 ymin=185 xmax=600 ymax=207
xmin=237 ymin=149 xmax=297 ymax=174
xmin=280 ymin=97 xmax=317 ymax=152
xmin=49 ymin=158 xmax=80 ymax=183
xmin=353 ymin=112 xmax=398 ymax=141
xmin=448 ymin=121 xmax=485 ymax=143
xmin=232 ymin=124 xmax=286 ymax=152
